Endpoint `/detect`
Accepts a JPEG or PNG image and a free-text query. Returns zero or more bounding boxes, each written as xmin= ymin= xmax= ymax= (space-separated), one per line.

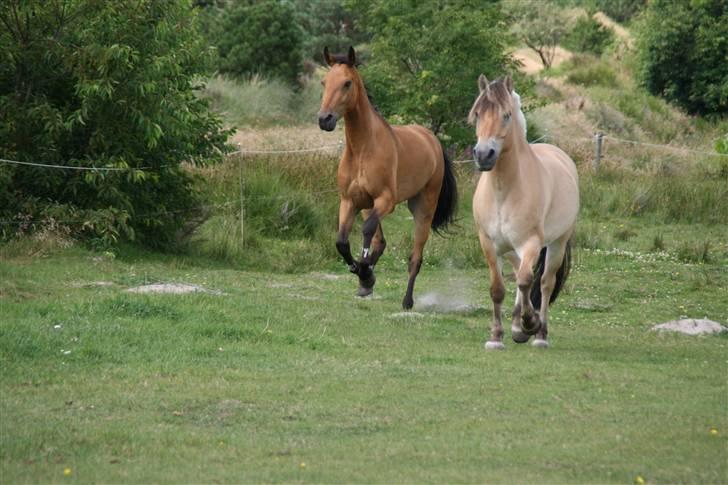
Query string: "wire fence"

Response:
xmin=2 ymin=132 xmax=725 ymax=230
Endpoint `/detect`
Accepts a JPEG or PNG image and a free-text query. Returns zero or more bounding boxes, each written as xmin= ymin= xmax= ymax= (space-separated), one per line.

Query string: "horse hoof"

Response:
xmin=532 ymin=339 xmax=549 ymax=348
xmin=484 ymin=341 xmax=505 ymax=351
xmin=511 ymin=327 xmax=530 ymax=344
xmin=358 ymin=270 xmax=375 ymax=289
xmin=357 ymin=286 xmax=373 ymax=297
xmin=402 ymin=297 xmax=414 ymax=310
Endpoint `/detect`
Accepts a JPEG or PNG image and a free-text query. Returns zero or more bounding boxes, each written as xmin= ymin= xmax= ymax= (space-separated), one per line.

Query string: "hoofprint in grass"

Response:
xmin=651 ymin=318 xmax=727 ymax=335
xmin=125 ymin=283 xmax=224 ymax=295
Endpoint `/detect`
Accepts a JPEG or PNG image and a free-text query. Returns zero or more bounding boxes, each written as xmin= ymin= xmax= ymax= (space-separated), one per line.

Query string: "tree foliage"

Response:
xmin=562 ymin=15 xmax=615 ymax=55
xmin=215 ymin=1 xmax=303 ymax=83
xmin=0 ymin=0 xmax=229 ymax=247
xmin=634 ymin=0 xmax=727 ymax=116
xmin=348 ymin=0 xmax=517 ymax=147
xmin=507 ymin=0 xmax=569 ymax=69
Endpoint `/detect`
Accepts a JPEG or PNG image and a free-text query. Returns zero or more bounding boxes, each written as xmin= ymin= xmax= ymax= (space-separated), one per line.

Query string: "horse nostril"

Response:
xmin=487 ymin=148 xmax=495 ymax=159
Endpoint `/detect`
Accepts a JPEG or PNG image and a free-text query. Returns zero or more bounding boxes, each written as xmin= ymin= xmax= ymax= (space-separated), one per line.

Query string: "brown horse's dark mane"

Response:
xmin=468 ymin=78 xmax=512 ymax=124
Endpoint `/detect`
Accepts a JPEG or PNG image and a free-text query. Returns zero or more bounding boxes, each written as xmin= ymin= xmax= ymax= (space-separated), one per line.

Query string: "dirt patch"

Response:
xmin=513 ymin=47 xmax=573 ymax=75
xmin=126 ymin=283 xmax=224 ymax=295
xmin=651 ymin=319 xmax=726 ymax=336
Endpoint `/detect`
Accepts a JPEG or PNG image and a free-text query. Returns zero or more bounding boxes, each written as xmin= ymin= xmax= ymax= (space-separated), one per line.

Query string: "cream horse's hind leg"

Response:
xmin=533 ymin=232 xmax=572 ymax=348
xmin=479 ymin=231 xmax=506 ymax=350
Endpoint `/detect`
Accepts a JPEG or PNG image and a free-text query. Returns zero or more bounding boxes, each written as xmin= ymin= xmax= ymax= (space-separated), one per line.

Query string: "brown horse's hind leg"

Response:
xmin=402 ymin=194 xmax=436 ymax=310
xmin=479 ymin=232 xmax=506 ymax=350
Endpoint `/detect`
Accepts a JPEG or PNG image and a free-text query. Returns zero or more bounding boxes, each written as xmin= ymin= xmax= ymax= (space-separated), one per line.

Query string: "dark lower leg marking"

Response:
xmin=361 ymin=211 xmax=380 ymax=264
xmin=402 ymin=257 xmax=422 ymax=310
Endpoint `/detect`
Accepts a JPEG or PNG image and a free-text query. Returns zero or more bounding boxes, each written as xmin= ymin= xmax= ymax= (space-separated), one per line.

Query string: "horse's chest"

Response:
xmin=483 ymin=203 xmax=521 ymax=253
xmin=343 ymin=179 xmax=374 ymax=209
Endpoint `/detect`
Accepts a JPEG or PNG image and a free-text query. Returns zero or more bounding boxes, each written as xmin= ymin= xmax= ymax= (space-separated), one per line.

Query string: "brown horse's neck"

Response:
xmin=343 ymin=78 xmax=385 ymax=154
xmin=490 ymin=124 xmax=533 ymax=189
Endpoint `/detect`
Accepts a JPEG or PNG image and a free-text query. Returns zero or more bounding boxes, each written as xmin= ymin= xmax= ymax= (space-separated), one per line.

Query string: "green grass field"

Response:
xmin=1 ymin=227 xmax=726 ymax=483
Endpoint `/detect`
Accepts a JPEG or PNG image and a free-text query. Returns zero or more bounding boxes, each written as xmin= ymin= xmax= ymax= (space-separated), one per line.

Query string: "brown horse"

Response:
xmin=469 ymin=74 xmax=579 ymax=349
xmin=317 ymin=47 xmax=457 ymax=309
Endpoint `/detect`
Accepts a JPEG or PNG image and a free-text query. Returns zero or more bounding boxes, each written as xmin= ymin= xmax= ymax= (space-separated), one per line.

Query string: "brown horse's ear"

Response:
xmin=504 ymin=75 xmax=514 ymax=93
xmin=478 ymin=74 xmax=489 ymax=94
xmin=347 ymin=46 xmax=356 ymax=67
xmin=323 ymin=46 xmax=334 ymax=67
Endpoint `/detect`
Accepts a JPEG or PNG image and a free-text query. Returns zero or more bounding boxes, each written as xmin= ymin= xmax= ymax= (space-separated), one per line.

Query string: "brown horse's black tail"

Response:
xmin=530 ymin=239 xmax=572 ymax=309
xmin=431 ymin=151 xmax=458 ymax=235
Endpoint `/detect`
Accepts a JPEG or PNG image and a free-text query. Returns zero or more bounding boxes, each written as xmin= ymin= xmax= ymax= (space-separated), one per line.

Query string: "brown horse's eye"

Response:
xmin=344 ymin=80 xmax=352 ymax=89
xmin=321 ymin=80 xmax=325 ymax=86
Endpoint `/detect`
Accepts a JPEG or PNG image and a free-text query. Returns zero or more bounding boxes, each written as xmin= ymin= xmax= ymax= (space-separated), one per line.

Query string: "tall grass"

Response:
xmin=202 ymin=74 xmax=322 ymax=127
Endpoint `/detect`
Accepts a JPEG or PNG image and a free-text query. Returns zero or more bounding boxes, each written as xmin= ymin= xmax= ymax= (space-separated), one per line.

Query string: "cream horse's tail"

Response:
xmin=530 ymin=239 xmax=572 ymax=309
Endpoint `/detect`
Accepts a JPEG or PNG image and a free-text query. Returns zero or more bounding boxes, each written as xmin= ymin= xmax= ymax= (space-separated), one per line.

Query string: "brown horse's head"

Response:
xmin=318 ymin=46 xmax=361 ymax=131
xmin=468 ymin=74 xmax=519 ymax=171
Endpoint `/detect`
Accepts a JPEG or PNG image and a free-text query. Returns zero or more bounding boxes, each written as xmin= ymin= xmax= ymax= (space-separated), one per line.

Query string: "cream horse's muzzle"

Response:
xmin=473 ymin=143 xmax=499 ymax=171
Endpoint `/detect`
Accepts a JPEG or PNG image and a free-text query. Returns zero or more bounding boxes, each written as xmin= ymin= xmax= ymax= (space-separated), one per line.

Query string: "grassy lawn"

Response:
xmin=1 ymin=239 xmax=726 ymax=483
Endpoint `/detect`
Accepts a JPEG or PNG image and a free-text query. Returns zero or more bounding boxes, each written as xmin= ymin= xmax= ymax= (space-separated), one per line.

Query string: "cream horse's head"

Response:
xmin=468 ymin=74 xmax=527 ymax=171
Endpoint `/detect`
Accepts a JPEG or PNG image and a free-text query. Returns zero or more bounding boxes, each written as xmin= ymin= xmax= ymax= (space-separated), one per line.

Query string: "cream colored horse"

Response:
xmin=469 ymin=75 xmax=579 ymax=349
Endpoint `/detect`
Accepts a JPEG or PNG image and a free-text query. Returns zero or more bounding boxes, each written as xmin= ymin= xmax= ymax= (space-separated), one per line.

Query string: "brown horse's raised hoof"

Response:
xmin=357 ymin=285 xmax=374 ymax=297
xmin=356 ymin=268 xmax=375 ymax=297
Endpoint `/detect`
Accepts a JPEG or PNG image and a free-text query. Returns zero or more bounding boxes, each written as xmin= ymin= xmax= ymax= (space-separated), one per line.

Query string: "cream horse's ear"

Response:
xmin=504 ymin=74 xmax=514 ymax=93
xmin=478 ymin=74 xmax=489 ymax=94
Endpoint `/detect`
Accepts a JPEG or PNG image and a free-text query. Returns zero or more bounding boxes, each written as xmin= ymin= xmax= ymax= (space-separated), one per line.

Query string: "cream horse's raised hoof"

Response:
xmin=469 ymin=75 xmax=579 ymax=349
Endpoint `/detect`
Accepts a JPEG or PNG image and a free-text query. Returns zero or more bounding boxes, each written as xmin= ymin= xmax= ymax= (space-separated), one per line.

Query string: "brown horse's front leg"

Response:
xmin=335 ymin=198 xmax=358 ymax=274
xmin=358 ymin=195 xmax=394 ymax=297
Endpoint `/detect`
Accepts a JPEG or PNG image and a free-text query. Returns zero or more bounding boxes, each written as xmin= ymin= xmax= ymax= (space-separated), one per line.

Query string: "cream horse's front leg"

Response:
xmin=515 ymin=237 xmax=543 ymax=336
xmin=478 ymin=232 xmax=506 ymax=350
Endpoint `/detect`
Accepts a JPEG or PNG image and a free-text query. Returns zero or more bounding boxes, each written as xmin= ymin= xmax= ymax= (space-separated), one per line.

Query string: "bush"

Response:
xmin=566 ymin=62 xmax=619 ymax=88
xmin=0 ymin=1 xmax=229 ymax=247
xmin=216 ymin=1 xmax=303 ymax=83
xmin=634 ymin=0 xmax=728 ymax=116
xmin=563 ymin=16 xmax=615 ymax=55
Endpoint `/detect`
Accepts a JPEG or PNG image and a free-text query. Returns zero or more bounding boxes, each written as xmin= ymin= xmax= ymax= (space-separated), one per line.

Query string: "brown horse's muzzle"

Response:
xmin=318 ymin=112 xmax=337 ymax=131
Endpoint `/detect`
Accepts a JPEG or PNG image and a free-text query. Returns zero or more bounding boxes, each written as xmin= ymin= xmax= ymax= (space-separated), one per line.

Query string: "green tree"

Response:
xmin=506 ymin=0 xmax=569 ymax=69
xmin=562 ymin=15 xmax=615 ymax=55
xmin=348 ymin=0 xmax=516 ymax=147
xmin=634 ymin=0 xmax=727 ymax=116
xmin=216 ymin=1 xmax=303 ymax=83
xmin=0 ymin=0 xmax=229 ymax=247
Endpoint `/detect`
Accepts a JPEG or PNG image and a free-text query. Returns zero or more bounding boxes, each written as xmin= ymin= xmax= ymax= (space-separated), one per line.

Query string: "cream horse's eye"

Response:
xmin=503 ymin=112 xmax=512 ymax=122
